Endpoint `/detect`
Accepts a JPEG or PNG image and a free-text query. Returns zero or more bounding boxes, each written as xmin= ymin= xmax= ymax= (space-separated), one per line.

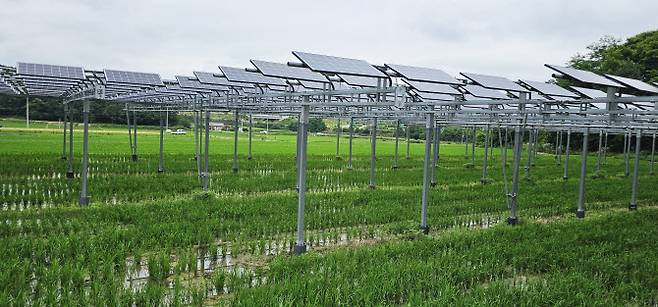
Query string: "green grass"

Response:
xmin=0 ymin=124 xmax=657 ymax=305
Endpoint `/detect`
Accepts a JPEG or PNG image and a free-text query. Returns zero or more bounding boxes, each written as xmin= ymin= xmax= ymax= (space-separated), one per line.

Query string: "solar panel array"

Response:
xmin=293 ymin=51 xmax=386 ymax=78
xmin=404 ymin=80 xmax=460 ymax=95
xmin=218 ymin=66 xmax=287 ymax=86
xmin=250 ymin=60 xmax=328 ymax=83
xmin=337 ymin=74 xmax=379 ymax=88
xmin=386 ymin=64 xmax=460 ymax=85
xmin=462 ymin=84 xmax=510 ymax=100
xmin=0 ymin=77 xmax=15 ymax=94
xmin=413 ymin=91 xmax=455 ymax=101
xmin=461 ymin=72 xmax=528 ymax=92
xmin=604 ymin=74 xmax=658 ymax=94
xmin=17 ymin=63 xmax=85 ymax=80
xmin=298 ymin=80 xmax=329 ymax=90
xmin=545 ymin=65 xmax=623 ymax=88
xmin=194 ymin=71 xmax=254 ymax=88
xmin=105 ymin=69 xmax=164 ymax=86
xmin=570 ymin=86 xmax=607 ymax=99
xmin=518 ymin=80 xmax=579 ymax=98
xmin=175 ymin=76 xmax=229 ymax=92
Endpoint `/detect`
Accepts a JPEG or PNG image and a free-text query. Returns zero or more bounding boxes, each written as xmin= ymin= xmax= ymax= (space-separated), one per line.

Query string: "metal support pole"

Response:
xmin=369 ymin=118 xmax=378 ymax=189
xmin=563 ymin=129 xmax=571 ymax=180
xmin=294 ymin=103 xmax=310 ymax=255
xmin=232 ymin=110 xmax=239 ymax=173
xmin=596 ymin=130 xmax=603 ymax=172
xmin=393 ymin=119 xmax=400 ymax=169
xmin=62 ymin=104 xmax=68 ymax=160
xmin=576 ymin=128 xmax=589 ymax=218
xmin=25 ymin=96 xmax=30 ymax=128
xmin=79 ymin=101 xmax=90 ymax=206
xmin=603 ymin=131 xmax=608 ymax=165
xmin=420 ymin=112 xmax=434 ymax=234
xmin=131 ymin=110 xmax=138 ymax=162
xmin=202 ymin=110 xmax=210 ymax=190
xmin=624 ymin=131 xmax=630 ymax=177
xmin=406 ymin=124 xmax=411 ymax=160
xmin=348 ymin=117 xmax=354 ymax=170
xmin=525 ymin=128 xmax=533 ymax=175
xmin=481 ymin=124 xmax=490 ymax=184
xmin=651 ymin=132 xmax=656 ymax=175
xmin=431 ymin=125 xmax=441 ymax=187
xmin=471 ymin=126 xmax=476 ymax=165
xmin=126 ymin=104 xmax=133 ymax=159
xmin=335 ymin=117 xmax=341 ymax=159
xmin=248 ymin=113 xmax=253 ymax=160
xmin=557 ymin=130 xmax=562 ymax=165
xmin=158 ymin=111 xmax=164 ymax=173
xmin=194 ymin=100 xmax=200 ymax=177
xmin=508 ymin=93 xmax=526 ymax=225
xmin=464 ymin=128 xmax=469 ymax=160
xmin=629 ymin=129 xmax=642 ymax=210
xmin=66 ymin=106 xmax=74 ymax=179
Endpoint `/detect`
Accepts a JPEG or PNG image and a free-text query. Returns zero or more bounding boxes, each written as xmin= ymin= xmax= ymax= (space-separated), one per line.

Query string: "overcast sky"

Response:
xmin=0 ymin=0 xmax=656 ymax=82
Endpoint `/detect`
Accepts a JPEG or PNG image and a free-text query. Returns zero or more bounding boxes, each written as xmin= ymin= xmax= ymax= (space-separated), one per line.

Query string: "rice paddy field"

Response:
xmin=1 ymin=119 xmax=658 ymax=306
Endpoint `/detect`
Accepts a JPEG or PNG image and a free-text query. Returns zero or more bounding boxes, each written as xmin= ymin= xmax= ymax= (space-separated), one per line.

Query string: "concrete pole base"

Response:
xmin=392 ymin=165 xmax=399 ymax=169
xmin=335 ymin=156 xmax=342 ymax=160
xmin=79 ymin=196 xmax=90 ymax=206
xmin=368 ymin=184 xmax=376 ymax=190
xmin=66 ymin=171 xmax=75 ymax=179
xmin=157 ymin=169 xmax=164 ymax=174
xmin=480 ymin=178 xmax=488 ymax=185
xmin=419 ymin=225 xmax=430 ymax=235
xmin=563 ymin=176 xmax=568 ymax=180
xmin=507 ymin=217 xmax=518 ymax=225
xmin=629 ymin=204 xmax=637 ymax=210
xmin=131 ymin=154 xmax=138 ymax=162
xmin=247 ymin=156 xmax=253 ymax=161
xmin=430 ymin=181 xmax=437 ymax=187
xmin=575 ymin=210 xmax=585 ymax=219
xmin=293 ymin=244 xmax=307 ymax=255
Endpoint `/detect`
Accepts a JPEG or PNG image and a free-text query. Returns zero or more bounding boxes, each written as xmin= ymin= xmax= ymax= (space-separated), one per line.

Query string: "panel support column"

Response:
xmin=431 ymin=125 xmax=441 ymax=187
xmin=368 ymin=118 xmax=378 ymax=189
xmin=481 ymin=124 xmax=490 ymax=184
xmin=405 ymin=124 xmax=411 ymax=160
xmin=294 ymin=102 xmax=310 ymax=255
xmin=131 ymin=110 xmax=138 ymax=162
xmin=158 ymin=110 xmax=165 ymax=173
xmin=563 ymin=129 xmax=571 ymax=180
xmin=66 ymin=105 xmax=74 ymax=179
xmin=232 ymin=110 xmax=239 ymax=173
xmin=79 ymin=101 xmax=91 ymax=206
xmin=62 ymin=104 xmax=68 ymax=160
xmin=576 ymin=128 xmax=589 ymax=218
xmin=202 ymin=110 xmax=210 ymax=191
xmin=624 ymin=131 xmax=630 ymax=177
xmin=629 ymin=129 xmax=642 ymax=210
xmin=347 ymin=117 xmax=354 ymax=170
xmin=335 ymin=117 xmax=341 ymax=159
xmin=651 ymin=132 xmax=656 ymax=175
xmin=596 ymin=130 xmax=603 ymax=173
xmin=420 ymin=112 xmax=434 ymax=234
xmin=393 ymin=119 xmax=400 ymax=169
xmin=248 ymin=113 xmax=253 ymax=160
xmin=508 ymin=93 xmax=526 ymax=225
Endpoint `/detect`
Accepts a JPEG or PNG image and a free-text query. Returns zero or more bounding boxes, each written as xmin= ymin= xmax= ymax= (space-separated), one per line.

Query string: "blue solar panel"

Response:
xmin=337 ymin=74 xmax=379 ymax=87
xmin=293 ymin=51 xmax=386 ymax=77
xmin=219 ymin=66 xmax=287 ymax=86
xmin=460 ymin=72 xmax=528 ymax=92
xmin=404 ymin=80 xmax=460 ymax=95
xmin=604 ymin=74 xmax=658 ymax=94
xmin=518 ymin=80 xmax=580 ymax=98
xmin=462 ymin=85 xmax=510 ymax=99
xmin=175 ymin=76 xmax=229 ymax=92
xmin=17 ymin=62 xmax=85 ymax=80
xmin=250 ymin=60 xmax=328 ymax=83
xmin=569 ymin=86 xmax=607 ymax=99
xmin=386 ymin=64 xmax=460 ymax=84
xmin=193 ymin=71 xmax=254 ymax=88
xmin=105 ymin=69 xmax=163 ymax=86
xmin=545 ymin=65 xmax=623 ymax=88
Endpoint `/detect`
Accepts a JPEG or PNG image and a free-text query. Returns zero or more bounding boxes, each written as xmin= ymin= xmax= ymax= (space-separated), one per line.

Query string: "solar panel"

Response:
xmin=105 ymin=69 xmax=163 ymax=86
xmin=547 ymin=95 xmax=576 ymax=101
xmin=218 ymin=66 xmax=287 ymax=86
xmin=462 ymin=84 xmax=510 ymax=99
xmin=385 ymin=64 xmax=460 ymax=85
xmin=545 ymin=65 xmax=623 ymax=88
xmin=175 ymin=76 xmax=228 ymax=92
xmin=194 ymin=71 xmax=254 ymax=88
xmin=460 ymin=72 xmax=528 ymax=92
xmin=17 ymin=62 xmax=85 ymax=80
xmin=404 ymin=79 xmax=460 ymax=95
xmin=518 ymin=80 xmax=580 ymax=98
xmin=414 ymin=91 xmax=455 ymax=101
xmin=604 ymin=74 xmax=658 ymax=94
xmin=298 ymin=80 xmax=329 ymax=90
xmin=292 ymin=51 xmax=386 ymax=78
xmin=570 ymin=86 xmax=607 ymax=99
xmin=337 ymin=74 xmax=379 ymax=87
xmin=250 ymin=60 xmax=328 ymax=83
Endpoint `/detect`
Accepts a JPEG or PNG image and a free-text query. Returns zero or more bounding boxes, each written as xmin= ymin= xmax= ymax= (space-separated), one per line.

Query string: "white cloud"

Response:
xmin=0 ymin=0 xmax=656 ymax=81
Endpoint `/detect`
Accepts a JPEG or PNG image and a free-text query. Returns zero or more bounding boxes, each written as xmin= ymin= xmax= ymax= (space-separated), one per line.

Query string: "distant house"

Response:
xmin=209 ymin=122 xmax=225 ymax=131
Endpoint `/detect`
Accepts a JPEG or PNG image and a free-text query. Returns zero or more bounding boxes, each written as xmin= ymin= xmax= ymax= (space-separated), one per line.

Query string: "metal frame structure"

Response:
xmin=2 ymin=52 xmax=657 ymax=255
